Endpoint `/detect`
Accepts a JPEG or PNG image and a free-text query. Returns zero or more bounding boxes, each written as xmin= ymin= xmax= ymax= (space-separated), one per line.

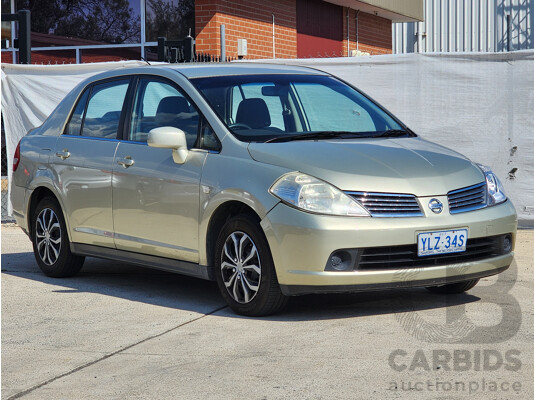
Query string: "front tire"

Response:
xmin=215 ymin=214 xmax=287 ymax=316
xmin=31 ymin=197 xmax=85 ymax=278
xmin=426 ymin=279 xmax=479 ymax=294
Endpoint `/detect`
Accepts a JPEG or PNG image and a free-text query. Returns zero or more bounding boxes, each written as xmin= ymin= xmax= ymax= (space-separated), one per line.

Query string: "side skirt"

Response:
xmin=70 ymin=243 xmax=215 ymax=281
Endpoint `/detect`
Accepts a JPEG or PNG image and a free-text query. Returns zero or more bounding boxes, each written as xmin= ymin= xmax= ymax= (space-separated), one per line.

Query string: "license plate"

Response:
xmin=417 ymin=229 xmax=468 ymax=257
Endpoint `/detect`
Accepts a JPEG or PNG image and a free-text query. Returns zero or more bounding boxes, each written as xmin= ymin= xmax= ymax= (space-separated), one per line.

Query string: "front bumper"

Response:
xmin=261 ymin=199 xmax=517 ymax=295
xmin=280 ymin=263 xmax=510 ymax=295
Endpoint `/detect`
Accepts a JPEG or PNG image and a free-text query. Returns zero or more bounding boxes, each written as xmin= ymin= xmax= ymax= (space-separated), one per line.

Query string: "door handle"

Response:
xmin=55 ymin=149 xmax=70 ymax=160
xmin=117 ymin=156 xmax=134 ymax=168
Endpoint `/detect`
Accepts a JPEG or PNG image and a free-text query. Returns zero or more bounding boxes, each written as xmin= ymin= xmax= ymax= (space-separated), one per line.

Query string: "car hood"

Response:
xmin=248 ymin=138 xmax=484 ymax=196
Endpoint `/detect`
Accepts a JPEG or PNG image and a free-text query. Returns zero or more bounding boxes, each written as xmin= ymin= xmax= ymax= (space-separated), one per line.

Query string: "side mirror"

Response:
xmin=148 ymin=126 xmax=188 ymax=164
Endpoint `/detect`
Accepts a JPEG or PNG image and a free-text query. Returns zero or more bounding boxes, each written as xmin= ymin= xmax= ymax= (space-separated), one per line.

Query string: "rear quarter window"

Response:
xmin=64 ymin=89 xmax=89 ymax=136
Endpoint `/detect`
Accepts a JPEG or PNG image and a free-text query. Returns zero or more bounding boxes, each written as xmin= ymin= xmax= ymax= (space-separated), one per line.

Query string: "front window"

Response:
xmin=130 ymin=78 xmax=199 ymax=147
xmin=191 ymin=74 xmax=408 ymax=142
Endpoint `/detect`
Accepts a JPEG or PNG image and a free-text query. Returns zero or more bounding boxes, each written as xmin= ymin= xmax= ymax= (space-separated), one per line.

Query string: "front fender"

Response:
xmin=198 ymin=153 xmax=289 ymax=265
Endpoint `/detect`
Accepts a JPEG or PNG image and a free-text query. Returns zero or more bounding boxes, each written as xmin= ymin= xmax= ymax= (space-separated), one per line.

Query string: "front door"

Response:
xmin=112 ymin=77 xmax=206 ymax=262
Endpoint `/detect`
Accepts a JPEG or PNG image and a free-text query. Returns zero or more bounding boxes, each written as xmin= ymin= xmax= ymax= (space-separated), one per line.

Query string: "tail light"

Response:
xmin=13 ymin=141 xmax=21 ymax=172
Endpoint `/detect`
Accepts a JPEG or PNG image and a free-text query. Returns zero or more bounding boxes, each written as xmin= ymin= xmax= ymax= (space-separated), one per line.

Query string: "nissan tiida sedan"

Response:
xmin=11 ymin=64 xmax=517 ymax=316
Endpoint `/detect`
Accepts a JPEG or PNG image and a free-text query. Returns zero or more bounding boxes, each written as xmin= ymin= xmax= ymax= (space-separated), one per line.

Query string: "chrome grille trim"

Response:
xmin=448 ymin=182 xmax=487 ymax=214
xmin=345 ymin=191 xmax=423 ymax=217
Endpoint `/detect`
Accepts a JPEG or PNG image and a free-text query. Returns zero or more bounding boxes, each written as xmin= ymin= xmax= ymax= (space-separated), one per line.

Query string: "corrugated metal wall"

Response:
xmin=393 ymin=0 xmax=534 ymax=53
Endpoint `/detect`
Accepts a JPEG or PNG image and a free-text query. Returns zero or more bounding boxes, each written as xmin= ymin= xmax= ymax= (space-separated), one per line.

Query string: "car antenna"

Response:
xmin=141 ymin=56 xmax=151 ymax=66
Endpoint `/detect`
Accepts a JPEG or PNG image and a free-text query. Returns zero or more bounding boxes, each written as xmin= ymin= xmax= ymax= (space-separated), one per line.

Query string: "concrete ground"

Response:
xmin=2 ymin=225 xmax=533 ymax=400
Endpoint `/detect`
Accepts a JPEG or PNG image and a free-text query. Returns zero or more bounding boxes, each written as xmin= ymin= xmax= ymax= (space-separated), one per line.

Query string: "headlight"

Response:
xmin=478 ymin=164 xmax=507 ymax=206
xmin=269 ymin=172 xmax=370 ymax=217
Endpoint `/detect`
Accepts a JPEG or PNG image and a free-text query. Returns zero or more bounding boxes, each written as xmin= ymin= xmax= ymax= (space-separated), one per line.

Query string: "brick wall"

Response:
xmin=1 ymin=52 xmax=13 ymax=63
xmin=357 ymin=11 xmax=392 ymax=55
xmin=196 ymin=1 xmax=391 ymax=59
xmin=343 ymin=8 xmax=392 ymax=56
xmin=195 ymin=0 xmax=297 ymax=59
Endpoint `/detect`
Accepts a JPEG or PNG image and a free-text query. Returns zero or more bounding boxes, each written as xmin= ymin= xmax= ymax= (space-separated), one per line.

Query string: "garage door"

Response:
xmin=297 ymin=0 xmax=343 ymax=58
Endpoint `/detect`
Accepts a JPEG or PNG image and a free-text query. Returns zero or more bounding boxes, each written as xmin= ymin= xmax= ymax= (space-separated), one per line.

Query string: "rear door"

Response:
xmin=112 ymin=76 xmax=211 ymax=262
xmin=53 ymin=78 xmax=130 ymax=247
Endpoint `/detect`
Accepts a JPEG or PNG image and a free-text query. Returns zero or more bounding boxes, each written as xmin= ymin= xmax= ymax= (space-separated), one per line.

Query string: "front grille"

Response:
xmin=357 ymin=235 xmax=505 ymax=270
xmin=448 ymin=182 xmax=487 ymax=214
xmin=346 ymin=191 xmax=423 ymax=217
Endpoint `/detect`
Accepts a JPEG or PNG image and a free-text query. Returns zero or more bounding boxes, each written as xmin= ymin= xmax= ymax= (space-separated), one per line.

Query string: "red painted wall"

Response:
xmin=296 ymin=0 xmax=343 ymax=58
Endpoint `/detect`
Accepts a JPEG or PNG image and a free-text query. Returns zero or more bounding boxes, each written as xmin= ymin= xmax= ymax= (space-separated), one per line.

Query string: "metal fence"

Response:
xmin=156 ymin=36 xmax=237 ymax=63
xmin=393 ymin=0 xmax=534 ymax=53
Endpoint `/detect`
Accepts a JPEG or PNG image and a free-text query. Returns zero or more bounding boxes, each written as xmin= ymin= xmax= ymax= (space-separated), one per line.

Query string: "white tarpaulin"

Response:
xmin=1 ymin=52 xmax=533 ymax=223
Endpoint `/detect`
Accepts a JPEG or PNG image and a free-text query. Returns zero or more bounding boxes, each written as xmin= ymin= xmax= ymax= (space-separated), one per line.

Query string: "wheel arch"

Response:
xmin=27 ymin=185 xmax=70 ymax=240
xmin=204 ymin=201 xmax=262 ymax=269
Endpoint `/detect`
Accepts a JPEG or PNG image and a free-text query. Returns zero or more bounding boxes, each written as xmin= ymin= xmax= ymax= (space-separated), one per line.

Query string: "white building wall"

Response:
xmin=393 ymin=0 xmax=533 ymax=53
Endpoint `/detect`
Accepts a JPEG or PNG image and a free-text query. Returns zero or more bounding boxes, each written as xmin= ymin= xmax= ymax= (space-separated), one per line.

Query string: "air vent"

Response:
xmin=346 ymin=192 xmax=423 ymax=217
xmin=448 ymin=182 xmax=486 ymax=214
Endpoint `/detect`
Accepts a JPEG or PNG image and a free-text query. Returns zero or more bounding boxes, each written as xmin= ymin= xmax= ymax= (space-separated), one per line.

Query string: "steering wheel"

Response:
xmin=228 ymin=123 xmax=251 ymax=130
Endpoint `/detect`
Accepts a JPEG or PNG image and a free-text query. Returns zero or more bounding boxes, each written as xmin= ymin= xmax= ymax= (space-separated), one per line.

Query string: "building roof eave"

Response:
xmin=323 ymin=0 xmax=424 ymax=22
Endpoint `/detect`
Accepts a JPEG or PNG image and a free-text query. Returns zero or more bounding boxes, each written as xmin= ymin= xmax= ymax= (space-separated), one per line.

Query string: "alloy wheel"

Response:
xmin=220 ymin=231 xmax=261 ymax=304
xmin=35 ymin=207 xmax=62 ymax=265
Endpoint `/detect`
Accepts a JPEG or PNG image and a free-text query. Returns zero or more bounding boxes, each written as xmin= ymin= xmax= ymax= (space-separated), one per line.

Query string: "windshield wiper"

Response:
xmin=373 ymin=129 xmax=410 ymax=138
xmin=265 ymin=131 xmax=365 ymax=143
xmin=265 ymin=129 xmax=411 ymax=143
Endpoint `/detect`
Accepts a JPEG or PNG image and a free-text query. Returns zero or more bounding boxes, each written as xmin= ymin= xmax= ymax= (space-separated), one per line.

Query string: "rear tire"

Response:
xmin=426 ymin=279 xmax=479 ymax=294
xmin=31 ymin=197 xmax=85 ymax=278
xmin=215 ymin=214 xmax=287 ymax=316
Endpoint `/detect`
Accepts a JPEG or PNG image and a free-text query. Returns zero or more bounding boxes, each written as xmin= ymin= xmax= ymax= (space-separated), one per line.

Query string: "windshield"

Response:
xmin=191 ymin=74 xmax=409 ymax=143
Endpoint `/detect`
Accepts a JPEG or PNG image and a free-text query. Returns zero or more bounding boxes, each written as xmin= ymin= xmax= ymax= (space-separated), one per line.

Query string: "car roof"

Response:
xmin=71 ymin=63 xmax=329 ymax=93
xmin=164 ymin=62 xmax=328 ymax=79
